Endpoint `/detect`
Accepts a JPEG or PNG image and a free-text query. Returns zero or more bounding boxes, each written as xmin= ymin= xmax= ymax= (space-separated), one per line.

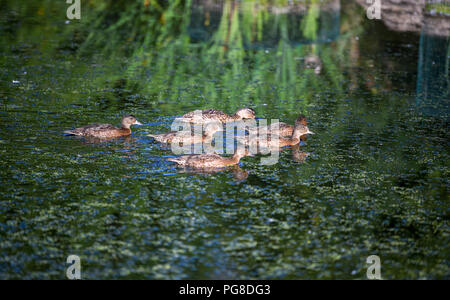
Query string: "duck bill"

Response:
xmin=306 ymin=130 xmax=314 ymax=135
xmin=135 ymin=121 xmax=143 ymax=126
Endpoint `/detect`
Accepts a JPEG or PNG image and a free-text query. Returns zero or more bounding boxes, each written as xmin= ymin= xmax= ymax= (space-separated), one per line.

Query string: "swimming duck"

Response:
xmin=178 ymin=108 xmax=256 ymax=124
xmin=240 ymin=121 xmax=314 ymax=151
xmin=248 ymin=115 xmax=308 ymax=139
xmin=64 ymin=115 xmax=142 ymax=138
xmin=168 ymin=147 xmax=249 ymax=168
xmin=147 ymin=123 xmax=223 ymax=144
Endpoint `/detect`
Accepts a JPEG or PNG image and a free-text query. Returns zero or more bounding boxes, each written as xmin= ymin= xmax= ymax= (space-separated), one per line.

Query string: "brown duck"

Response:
xmin=168 ymin=147 xmax=250 ymax=168
xmin=64 ymin=115 xmax=142 ymax=138
xmin=178 ymin=108 xmax=256 ymax=124
xmin=249 ymin=115 xmax=308 ymax=141
xmin=240 ymin=121 xmax=314 ymax=151
xmin=147 ymin=123 xmax=222 ymax=144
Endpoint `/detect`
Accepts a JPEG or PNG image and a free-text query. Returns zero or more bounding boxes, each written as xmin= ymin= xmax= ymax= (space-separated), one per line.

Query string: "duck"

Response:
xmin=147 ymin=123 xmax=223 ymax=144
xmin=168 ymin=147 xmax=250 ymax=168
xmin=178 ymin=108 xmax=256 ymax=124
xmin=64 ymin=115 xmax=142 ymax=138
xmin=248 ymin=114 xmax=309 ymax=140
xmin=239 ymin=121 xmax=314 ymax=151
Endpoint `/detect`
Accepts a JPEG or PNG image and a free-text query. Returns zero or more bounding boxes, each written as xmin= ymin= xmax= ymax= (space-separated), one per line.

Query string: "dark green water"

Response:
xmin=0 ymin=0 xmax=448 ymax=279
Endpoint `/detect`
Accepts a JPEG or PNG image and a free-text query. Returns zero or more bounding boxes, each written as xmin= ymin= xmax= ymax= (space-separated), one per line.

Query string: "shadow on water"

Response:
xmin=0 ymin=0 xmax=449 ymax=279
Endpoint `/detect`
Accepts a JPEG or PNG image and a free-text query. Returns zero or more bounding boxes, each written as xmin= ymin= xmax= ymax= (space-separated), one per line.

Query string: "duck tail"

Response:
xmin=147 ymin=134 xmax=164 ymax=143
xmin=64 ymin=130 xmax=78 ymax=136
xmin=167 ymin=157 xmax=184 ymax=164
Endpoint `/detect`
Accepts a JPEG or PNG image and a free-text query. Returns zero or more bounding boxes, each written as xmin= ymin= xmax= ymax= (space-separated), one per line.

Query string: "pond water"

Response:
xmin=0 ymin=0 xmax=448 ymax=279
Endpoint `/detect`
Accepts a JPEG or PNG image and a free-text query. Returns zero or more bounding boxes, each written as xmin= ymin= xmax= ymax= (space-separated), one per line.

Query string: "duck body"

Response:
xmin=64 ymin=123 xmax=131 ymax=138
xmin=249 ymin=122 xmax=293 ymax=137
xmin=148 ymin=131 xmax=199 ymax=144
xmin=239 ymin=133 xmax=300 ymax=151
xmin=249 ymin=115 xmax=308 ymax=141
xmin=64 ymin=115 xmax=142 ymax=138
xmin=148 ymin=123 xmax=222 ymax=144
xmin=168 ymin=148 xmax=248 ymax=168
xmin=148 ymin=131 xmax=214 ymax=144
xmin=178 ymin=108 xmax=255 ymax=124
xmin=240 ymin=121 xmax=314 ymax=152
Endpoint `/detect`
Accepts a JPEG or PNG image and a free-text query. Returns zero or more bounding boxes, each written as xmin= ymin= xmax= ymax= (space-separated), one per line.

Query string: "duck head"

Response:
xmin=122 ymin=115 xmax=143 ymax=129
xmin=295 ymin=114 xmax=308 ymax=126
xmin=234 ymin=108 xmax=256 ymax=120
xmin=292 ymin=124 xmax=314 ymax=140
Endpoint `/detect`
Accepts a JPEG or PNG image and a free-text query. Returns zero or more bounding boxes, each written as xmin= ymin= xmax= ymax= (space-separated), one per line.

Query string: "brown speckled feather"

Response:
xmin=64 ymin=123 xmax=131 ymax=138
xmin=249 ymin=122 xmax=293 ymax=137
xmin=181 ymin=109 xmax=231 ymax=123
xmin=148 ymin=131 xmax=209 ymax=144
xmin=168 ymin=153 xmax=230 ymax=168
xmin=168 ymin=150 xmax=247 ymax=168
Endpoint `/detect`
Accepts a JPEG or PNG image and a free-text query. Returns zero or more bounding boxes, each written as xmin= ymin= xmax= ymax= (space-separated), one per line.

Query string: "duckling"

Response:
xmin=147 ymin=123 xmax=223 ymax=144
xmin=240 ymin=122 xmax=314 ymax=151
xmin=178 ymin=108 xmax=256 ymax=124
xmin=248 ymin=115 xmax=308 ymax=139
xmin=64 ymin=115 xmax=142 ymax=138
xmin=168 ymin=147 xmax=249 ymax=168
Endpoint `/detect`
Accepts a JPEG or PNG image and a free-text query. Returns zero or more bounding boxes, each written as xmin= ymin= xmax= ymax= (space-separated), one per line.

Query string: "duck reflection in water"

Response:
xmin=177 ymin=165 xmax=249 ymax=182
xmin=291 ymin=144 xmax=310 ymax=163
xmin=69 ymin=135 xmax=137 ymax=146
